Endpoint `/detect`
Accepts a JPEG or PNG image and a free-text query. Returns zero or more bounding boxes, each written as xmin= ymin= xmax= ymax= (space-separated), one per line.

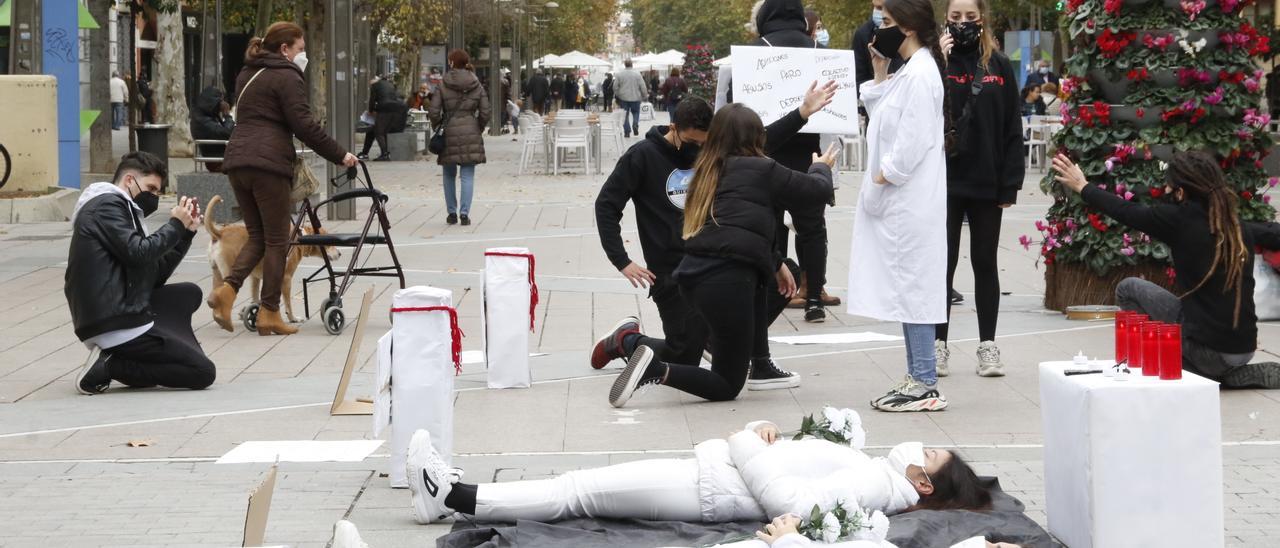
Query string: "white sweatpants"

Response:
xmin=474 ymin=458 xmax=703 ymax=522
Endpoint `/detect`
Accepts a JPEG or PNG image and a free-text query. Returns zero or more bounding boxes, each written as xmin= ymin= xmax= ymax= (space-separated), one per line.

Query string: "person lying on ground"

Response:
xmin=1053 ymin=151 xmax=1280 ymax=388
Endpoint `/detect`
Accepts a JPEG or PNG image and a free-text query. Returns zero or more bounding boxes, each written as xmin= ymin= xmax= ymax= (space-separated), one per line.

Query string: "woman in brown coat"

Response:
xmin=207 ymin=22 xmax=358 ymax=335
xmin=429 ymin=49 xmax=491 ymax=226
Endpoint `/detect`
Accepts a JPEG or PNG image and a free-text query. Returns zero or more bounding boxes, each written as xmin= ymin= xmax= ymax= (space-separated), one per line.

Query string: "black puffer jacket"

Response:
xmin=683 ymin=156 xmax=833 ymax=278
xmin=65 ymin=191 xmax=194 ymax=342
xmin=191 ymin=86 xmax=235 ymax=161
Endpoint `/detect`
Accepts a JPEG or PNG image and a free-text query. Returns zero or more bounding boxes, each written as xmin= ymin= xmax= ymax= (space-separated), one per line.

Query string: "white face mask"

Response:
xmin=292 ymin=51 xmax=309 ymax=73
xmin=886 ymin=442 xmax=926 ymax=478
xmin=816 ymin=28 xmax=830 ymax=47
xmin=872 ymin=9 xmax=885 ymax=27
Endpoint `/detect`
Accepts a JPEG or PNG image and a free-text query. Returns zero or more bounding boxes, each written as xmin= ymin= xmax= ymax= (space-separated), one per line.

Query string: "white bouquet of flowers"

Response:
xmin=793 ymin=406 xmax=866 ymax=449
xmin=797 ymin=501 xmax=889 ymax=543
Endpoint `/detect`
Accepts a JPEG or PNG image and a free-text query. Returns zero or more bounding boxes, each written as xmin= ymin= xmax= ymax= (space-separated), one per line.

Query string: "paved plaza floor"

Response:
xmin=2 ymin=122 xmax=1279 ymax=546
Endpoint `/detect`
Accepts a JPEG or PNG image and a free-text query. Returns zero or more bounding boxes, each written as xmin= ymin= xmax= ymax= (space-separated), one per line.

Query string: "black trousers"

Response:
xmin=936 ymin=196 xmax=1003 ymax=342
xmin=104 ymin=283 xmax=216 ymax=389
xmin=776 ymin=203 xmax=829 ymax=301
xmin=359 ymin=111 xmax=395 ymax=156
xmin=635 ymin=261 xmax=797 ymax=402
xmin=633 ymin=274 xmax=710 ymax=366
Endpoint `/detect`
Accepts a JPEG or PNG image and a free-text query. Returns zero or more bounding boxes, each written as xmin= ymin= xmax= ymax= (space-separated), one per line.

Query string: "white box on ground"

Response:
xmin=484 ymin=247 xmax=535 ymax=389
xmin=383 ymin=286 xmax=458 ymax=488
xmin=1038 ymin=361 xmax=1223 ymax=548
xmin=730 ymin=45 xmax=859 ymax=135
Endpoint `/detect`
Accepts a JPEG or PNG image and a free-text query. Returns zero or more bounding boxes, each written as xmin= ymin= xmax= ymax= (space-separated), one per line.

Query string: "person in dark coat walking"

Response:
xmin=601 ymin=73 xmax=615 ymax=112
xmin=648 ymin=71 xmax=661 ymax=104
xmin=562 ymin=74 xmax=580 ymax=110
xmin=659 ymin=68 xmax=688 ymax=114
xmin=191 ymin=86 xmax=236 ymax=172
xmin=359 ymin=75 xmax=400 ymax=161
xmin=208 ymin=22 xmax=358 ymax=336
xmin=550 ymin=73 xmax=565 ymax=113
xmin=429 ymin=50 xmax=491 ymax=226
xmin=526 ymin=70 xmax=551 ymax=115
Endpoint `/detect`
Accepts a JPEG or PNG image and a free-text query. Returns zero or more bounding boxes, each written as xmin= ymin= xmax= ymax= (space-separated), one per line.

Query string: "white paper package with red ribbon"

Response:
xmin=483 ymin=247 xmax=538 ymax=389
xmin=383 ymin=285 xmax=463 ymax=488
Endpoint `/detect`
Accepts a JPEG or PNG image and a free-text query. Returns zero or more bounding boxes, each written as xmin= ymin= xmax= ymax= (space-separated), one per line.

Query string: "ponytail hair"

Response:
xmin=884 ymin=0 xmax=952 ymax=152
xmin=245 ymin=22 xmax=305 ymax=62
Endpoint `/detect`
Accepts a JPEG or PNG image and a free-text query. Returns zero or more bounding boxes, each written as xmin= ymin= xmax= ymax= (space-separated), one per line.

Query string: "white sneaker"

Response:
xmin=976 ymin=341 xmax=1005 ymax=377
xmin=934 ymin=341 xmax=950 ymax=377
xmin=406 ymin=429 xmax=455 ymax=524
xmin=331 ymin=520 xmax=369 ymax=548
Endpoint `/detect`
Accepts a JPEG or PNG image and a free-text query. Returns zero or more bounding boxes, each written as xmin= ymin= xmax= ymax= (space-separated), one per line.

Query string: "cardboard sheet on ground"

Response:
xmin=730 ymin=45 xmax=859 ymax=135
xmin=330 ymin=287 xmax=376 ymax=415
xmin=768 ymin=332 xmax=902 ymax=345
xmin=217 ymin=440 xmax=383 ymax=464
xmin=242 ymin=464 xmax=277 ymax=547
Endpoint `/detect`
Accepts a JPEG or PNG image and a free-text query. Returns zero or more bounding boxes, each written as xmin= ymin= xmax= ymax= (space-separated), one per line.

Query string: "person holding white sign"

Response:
xmin=932 ymin=0 xmax=1026 ymax=379
xmin=847 ymin=0 xmax=950 ymax=412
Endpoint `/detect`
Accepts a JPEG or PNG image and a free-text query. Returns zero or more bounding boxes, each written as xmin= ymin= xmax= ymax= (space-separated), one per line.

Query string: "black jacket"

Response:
xmin=944 ymin=50 xmax=1025 ymax=204
xmin=369 ymin=79 xmax=400 ymax=113
xmin=852 ymin=19 xmax=905 ymax=90
xmin=563 ymin=78 xmax=580 ymax=103
xmin=191 ymin=86 xmax=235 ymax=159
xmin=65 ymin=192 xmax=194 ymax=342
xmin=1082 ymin=186 xmax=1280 ymax=354
xmin=683 ymin=156 xmax=833 ymax=278
xmin=550 ymin=76 xmax=565 ymax=97
xmin=750 ymin=0 xmax=820 ymax=172
xmin=528 ymin=74 xmax=551 ymax=102
xmin=595 ymin=111 xmax=812 ymax=276
xmin=602 ymin=76 xmax=614 ymax=98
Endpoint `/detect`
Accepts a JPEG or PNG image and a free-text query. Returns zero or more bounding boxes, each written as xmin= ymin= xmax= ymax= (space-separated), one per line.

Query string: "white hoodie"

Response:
xmin=692 ymin=421 xmax=920 ymax=523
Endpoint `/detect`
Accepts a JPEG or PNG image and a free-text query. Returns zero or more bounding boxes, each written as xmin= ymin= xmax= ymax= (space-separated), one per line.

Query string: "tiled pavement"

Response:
xmin=0 ymin=126 xmax=1278 ymax=546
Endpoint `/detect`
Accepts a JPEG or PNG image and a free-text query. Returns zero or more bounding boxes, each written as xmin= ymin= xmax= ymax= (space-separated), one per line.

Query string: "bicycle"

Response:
xmin=0 ymin=142 xmax=10 ymax=190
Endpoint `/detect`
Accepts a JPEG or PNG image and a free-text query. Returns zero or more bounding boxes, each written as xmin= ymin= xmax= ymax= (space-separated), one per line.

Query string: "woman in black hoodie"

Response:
xmin=933 ymin=0 xmax=1025 ymax=378
xmin=607 ymin=104 xmax=838 ymax=407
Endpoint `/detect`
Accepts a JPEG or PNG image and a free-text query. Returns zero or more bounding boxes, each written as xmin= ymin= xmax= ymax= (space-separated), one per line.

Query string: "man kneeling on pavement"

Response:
xmin=66 ymin=151 xmax=216 ymax=394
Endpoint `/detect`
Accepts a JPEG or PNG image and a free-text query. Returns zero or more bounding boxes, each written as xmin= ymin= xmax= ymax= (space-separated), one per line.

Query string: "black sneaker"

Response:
xmin=950 ymin=289 xmax=964 ymax=305
xmin=374 ymin=154 xmax=391 ymax=162
xmin=460 ymin=215 xmax=471 ymax=226
xmin=590 ymin=316 xmax=641 ymax=369
xmin=609 ymin=345 xmax=664 ymax=408
xmin=76 ymin=347 xmax=112 ymax=395
xmin=356 ymin=153 xmax=370 ymax=160
xmin=804 ymin=300 xmax=826 ymax=323
xmin=748 ymin=358 xmax=800 ymax=390
xmin=1221 ymin=362 xmax=1280 ymax=389
xmin=446 ymin=213 xmax=458 ymax=225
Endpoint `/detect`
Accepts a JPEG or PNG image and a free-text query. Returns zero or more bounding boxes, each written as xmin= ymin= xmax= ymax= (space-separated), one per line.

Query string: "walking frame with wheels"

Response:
xmin=282 ymin=161 xmax=406 ymax=335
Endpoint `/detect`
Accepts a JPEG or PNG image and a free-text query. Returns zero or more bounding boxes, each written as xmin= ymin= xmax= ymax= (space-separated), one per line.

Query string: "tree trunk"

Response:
xmin=304 ymin=0 xmax=328 ymax=126
xmin=255 ymin=0 xmax=275 ymax=38
xmin=89 ymin=0 xmax=114 ymax=174
xmin=155 ymin=9 xmax=193 ymax=157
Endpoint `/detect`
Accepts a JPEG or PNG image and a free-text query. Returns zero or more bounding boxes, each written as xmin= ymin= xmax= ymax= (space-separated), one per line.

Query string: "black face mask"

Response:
xmin=130 ymin=178 xmax=160 ymax=217
xmin=872 ymin=25 xmax=907 ymax=61
xmin=948 ymin=21 xmax=982 ymax=53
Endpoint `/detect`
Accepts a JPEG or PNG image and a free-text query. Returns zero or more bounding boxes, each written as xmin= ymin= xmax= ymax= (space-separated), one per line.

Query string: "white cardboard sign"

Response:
xmin=730 ymin=45 xmax=859 ymax=135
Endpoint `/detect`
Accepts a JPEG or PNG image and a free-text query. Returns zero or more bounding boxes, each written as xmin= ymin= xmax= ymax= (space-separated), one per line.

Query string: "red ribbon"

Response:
xmin=484 ymin=251 xmax=539 ymax=332
xmin=390 ymin=305 xmax=465 ymax=374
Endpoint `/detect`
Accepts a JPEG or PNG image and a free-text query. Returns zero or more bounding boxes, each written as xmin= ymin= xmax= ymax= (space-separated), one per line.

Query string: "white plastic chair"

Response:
xmin=841 ymin=134 xmax=866 ymax=172
xmin=553 ymin=124 xmax=591 ymax=175
xmin=597 ymin=111 xmax=625 ymax=157
xmin=519 ymin=117 xmax=547 ymax=175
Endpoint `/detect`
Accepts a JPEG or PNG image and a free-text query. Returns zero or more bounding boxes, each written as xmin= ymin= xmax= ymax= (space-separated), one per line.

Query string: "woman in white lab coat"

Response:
xmin=848 ymin=0 xmax=950 ymax=412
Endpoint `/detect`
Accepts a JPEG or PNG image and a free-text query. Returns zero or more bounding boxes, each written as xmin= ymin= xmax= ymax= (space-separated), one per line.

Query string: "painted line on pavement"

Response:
xmin=0 ymin=402 xmax=331 ymax=439
xmin=773 ymin=323 xmax=1113 ymax=362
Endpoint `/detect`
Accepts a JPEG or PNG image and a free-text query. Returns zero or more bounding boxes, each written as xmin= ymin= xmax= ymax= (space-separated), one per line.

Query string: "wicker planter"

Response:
xmin=1043 ymin=260 xmax=1173 ymax=312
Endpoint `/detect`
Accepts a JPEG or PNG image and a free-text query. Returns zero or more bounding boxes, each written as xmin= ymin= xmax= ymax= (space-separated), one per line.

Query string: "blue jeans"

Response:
xmin=620 ymin=100 xmax=641 ymax=137
xmin=903 ymin=323 xmax=937 ymax=386
xmin=442 ymin=164 xmax=475 ymax=215
xmin=112 ymin=102 xmax=125 ymax=129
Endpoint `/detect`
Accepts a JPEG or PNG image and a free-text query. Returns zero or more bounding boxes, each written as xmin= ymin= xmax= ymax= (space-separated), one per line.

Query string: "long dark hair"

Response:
xmin=682 ymin=103 xmax=766 ymax=239
xmin=884 ymin=0 xmax=952 ymax=149
xmin=915 ymin=453 xmax=993 ymax=511
xmin=245 ymin=22 xmax=304 ymax=62
xmin=1166 ymin=152 xmax=1249 ymax=327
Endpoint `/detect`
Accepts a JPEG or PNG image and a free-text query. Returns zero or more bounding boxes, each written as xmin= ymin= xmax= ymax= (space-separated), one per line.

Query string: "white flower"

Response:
xmin=822 ymin=406 xmax=848 ymax=433
xmin=1158 ymin=160 xmax=1169 ymax=171
xmin=868 ymin=511 xmax=890 ymax=541
xmin=821 ymin=512 xmax=842 ymax=543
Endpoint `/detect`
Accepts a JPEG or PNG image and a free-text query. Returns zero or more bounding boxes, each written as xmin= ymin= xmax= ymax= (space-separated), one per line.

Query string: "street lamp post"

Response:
xmin=488 ymin=0 xmax=504 ymax=136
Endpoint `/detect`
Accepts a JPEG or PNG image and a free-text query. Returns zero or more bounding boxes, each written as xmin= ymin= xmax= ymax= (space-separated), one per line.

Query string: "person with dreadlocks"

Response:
xmin=1053 ymin=151 xmax=1280 ymax=388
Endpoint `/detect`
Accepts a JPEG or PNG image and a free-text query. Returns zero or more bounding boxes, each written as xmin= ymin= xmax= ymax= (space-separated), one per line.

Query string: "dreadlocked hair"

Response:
xmin=1167 ymin=151 xmax=1249 ymax=327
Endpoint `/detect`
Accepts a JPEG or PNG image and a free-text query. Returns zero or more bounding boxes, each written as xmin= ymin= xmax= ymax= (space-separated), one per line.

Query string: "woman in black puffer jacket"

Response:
xmin=607 ymin=104 xmax=838 ymax=407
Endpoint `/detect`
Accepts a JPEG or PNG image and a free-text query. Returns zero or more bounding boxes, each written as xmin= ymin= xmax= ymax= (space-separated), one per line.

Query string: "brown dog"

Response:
xmin=204 ymin=195 xmax=340 ymax=324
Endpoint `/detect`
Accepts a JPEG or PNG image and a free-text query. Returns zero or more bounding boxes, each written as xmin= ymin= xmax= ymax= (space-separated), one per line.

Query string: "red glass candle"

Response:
xmin=1160 ymin=324 xmax=1183 ymax=380
xmin=1128 ymin=319 xmax=1147 ymax=372
xmin=1115 ymin=311 xmax=1131 ymax=363
xmin=1142 ymin=321 xmax=1162 ymax=376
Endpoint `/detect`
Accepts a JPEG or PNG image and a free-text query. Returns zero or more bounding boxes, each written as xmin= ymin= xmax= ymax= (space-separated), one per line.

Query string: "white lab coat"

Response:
xmin=847 ymin=48 xmax=948 ymax=324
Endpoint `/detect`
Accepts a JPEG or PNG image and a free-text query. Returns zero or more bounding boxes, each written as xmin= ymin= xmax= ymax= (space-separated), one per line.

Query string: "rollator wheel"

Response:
xmin=323 ymin=306 xmax=346 ymax=335
xmin=242 ymin=304 xmax=260 ymax=332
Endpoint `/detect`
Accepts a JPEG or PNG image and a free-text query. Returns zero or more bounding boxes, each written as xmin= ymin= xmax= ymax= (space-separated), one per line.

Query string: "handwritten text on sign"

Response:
xmin=730 ymin=46 xmax=859 ymax=135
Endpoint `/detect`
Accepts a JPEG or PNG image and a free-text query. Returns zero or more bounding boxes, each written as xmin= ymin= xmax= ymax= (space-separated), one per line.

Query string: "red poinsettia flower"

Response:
xmin=1150 ymin=188 xmax=1164 ymax=198
xmin=1243 ymin=191 xmax=1255 ymax=200
xmin=1088 ymin=213 xmax=1110 ymax=232
xmin=1104 ymin=0 xmax=1123 ymax=14
xmin=1067 ymin=0 xmax=1085 ymax=11
xmin=1097 ymin=29 xmax=1136 ymax=58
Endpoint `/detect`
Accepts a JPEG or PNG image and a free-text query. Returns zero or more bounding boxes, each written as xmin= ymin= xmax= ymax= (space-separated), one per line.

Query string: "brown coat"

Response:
xmin=429 ymin=69 xmax=490 ymax=166
xmin=223 ymin=54 xmax=347 ymax=178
